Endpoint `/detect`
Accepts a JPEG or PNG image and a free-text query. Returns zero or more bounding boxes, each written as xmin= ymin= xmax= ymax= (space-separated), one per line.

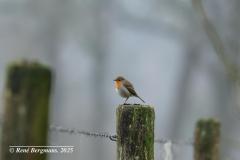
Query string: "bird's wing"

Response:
xmin=123 ymin=80 xmax=138 ymax=96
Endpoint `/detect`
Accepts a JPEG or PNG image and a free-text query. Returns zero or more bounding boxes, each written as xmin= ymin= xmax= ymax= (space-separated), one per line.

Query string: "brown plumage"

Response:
xmin=114 ymin=76 xmax=145 ymax=104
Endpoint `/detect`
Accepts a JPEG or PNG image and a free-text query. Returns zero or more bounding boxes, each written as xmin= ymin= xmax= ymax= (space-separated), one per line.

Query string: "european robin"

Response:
xmin=114 ymin=76 xmax=145 ymax=104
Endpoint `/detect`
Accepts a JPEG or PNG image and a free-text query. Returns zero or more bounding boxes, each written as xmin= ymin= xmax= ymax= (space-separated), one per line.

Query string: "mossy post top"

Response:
xmin=194 ymin=118 xmax=220 ymax=160
xmin=117 ymin=104 xmax=154 ymax=109
xmin=196 ymin=118 xmax=220 ymax=128
xmin=116 ymin=104 xmax=155 ymax=160
xmin=2 ymin=60 xmax=52 ymax=160
xmin=6 ymin=60 xmax=52 ymax=94
xmin=7 ymin=60 xmax=51 ymax=71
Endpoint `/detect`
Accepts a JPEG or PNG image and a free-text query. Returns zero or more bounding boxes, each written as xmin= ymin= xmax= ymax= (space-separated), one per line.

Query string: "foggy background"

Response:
xmin=0 ymin=0 xmax=240 ymax=159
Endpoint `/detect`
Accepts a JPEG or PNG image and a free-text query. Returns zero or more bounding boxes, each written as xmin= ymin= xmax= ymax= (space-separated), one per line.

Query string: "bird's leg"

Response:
xmin=123 ymin=97 xmax=129 ymax=105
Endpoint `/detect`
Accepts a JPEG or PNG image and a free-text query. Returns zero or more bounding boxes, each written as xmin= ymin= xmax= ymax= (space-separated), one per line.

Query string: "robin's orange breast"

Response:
xmin=114 ymin=81 xmax=122 ymax=89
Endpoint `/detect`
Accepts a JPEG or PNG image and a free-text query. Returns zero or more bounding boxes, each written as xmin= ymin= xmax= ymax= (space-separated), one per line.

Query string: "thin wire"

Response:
xmin=49 ymin=125 xmax=117 ymax=141
xmin=0 ymin=116 xmax=192 ymax=145
xmin=49 ymin=124 xmax=192 ymax=145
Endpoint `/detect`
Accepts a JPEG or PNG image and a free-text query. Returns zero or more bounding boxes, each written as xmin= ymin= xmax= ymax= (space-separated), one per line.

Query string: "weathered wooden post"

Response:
xmin=194 ymin=118 xmax=220 ymax=160
xmin=116 ymin=104 xmax=155 ymax=160
xmin=1 ymin=61 xmax=52 ymax=160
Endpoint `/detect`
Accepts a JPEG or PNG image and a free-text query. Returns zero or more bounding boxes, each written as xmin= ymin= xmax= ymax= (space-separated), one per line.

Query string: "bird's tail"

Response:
xmin=136 ymin=95 xmax=145 ymax=103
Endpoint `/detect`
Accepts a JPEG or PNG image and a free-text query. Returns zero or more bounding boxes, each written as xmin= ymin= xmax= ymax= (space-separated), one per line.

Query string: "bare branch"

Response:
xmin=192 ymin=0 xmax=240 ymax=84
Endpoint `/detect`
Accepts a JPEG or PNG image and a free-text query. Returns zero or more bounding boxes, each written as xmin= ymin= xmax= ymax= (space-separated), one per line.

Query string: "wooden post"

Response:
xmin=1 ymin=61 xmax=52 ymax=160
xmin=194 ymin=118 xmax=220 ymax=160
xmin=116 ymin=104 xmax=155 ymax=160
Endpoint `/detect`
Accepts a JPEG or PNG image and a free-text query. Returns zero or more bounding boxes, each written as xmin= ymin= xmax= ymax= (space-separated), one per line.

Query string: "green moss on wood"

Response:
xmin=1 ymin=60 xmax=52 ymax=160
xmin=194 ymin=118 xmax=220 ymax=160
xmin=117 ymin=105 xmax=155 ymax=160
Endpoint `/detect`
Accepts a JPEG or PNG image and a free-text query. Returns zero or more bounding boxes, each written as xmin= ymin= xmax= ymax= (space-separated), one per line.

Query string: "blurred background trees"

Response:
xmin=0 ymin=0 xmax=239 ymax=159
